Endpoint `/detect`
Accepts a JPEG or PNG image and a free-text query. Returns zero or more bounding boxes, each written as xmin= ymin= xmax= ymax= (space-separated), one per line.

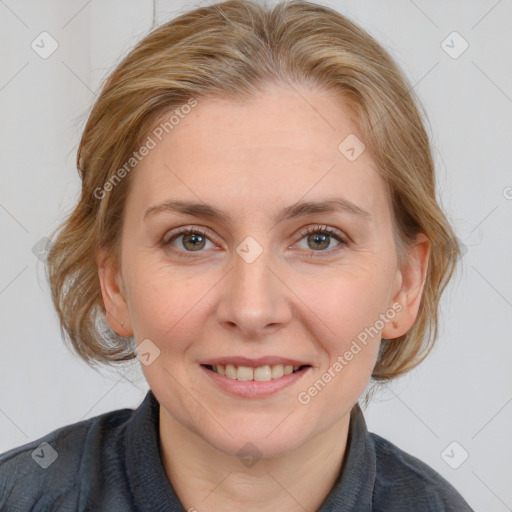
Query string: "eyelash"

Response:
xmin=162 ymin=224 xmax=348 ymax=259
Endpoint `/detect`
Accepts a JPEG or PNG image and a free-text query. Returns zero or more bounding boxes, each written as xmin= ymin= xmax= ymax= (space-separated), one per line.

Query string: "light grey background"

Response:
xmin=1 ymin=1 xmax=511 ymax=511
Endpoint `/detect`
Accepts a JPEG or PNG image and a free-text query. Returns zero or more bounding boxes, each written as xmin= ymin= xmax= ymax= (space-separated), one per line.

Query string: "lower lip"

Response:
xmin=200 ymin=365 xmax=311 ymax=398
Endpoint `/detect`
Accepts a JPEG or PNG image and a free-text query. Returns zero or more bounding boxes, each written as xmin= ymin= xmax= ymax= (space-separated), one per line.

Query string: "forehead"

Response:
xmin=128 ymin=83 xmax=389 ymax=221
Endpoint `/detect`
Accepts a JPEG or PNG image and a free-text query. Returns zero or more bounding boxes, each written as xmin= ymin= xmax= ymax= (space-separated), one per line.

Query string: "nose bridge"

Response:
xmin=217 ymin=236 xmax=291 ymax=335
xmin=235 ymin=241 xmax=272 ymax=300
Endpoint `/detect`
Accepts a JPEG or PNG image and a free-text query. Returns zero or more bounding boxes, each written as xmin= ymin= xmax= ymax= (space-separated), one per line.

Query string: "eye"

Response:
xmin=295 ymin=225 xmax=347 ymax=255
xmin=162 ymin=226 xmax=217 ymax=257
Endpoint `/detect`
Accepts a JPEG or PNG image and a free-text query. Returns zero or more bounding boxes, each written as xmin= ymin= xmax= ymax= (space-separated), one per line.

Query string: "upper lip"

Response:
xmin=200 ymin=356 xmax=311 ymax=367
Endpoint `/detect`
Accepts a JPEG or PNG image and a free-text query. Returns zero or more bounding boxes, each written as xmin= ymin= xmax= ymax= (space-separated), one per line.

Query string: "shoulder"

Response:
xmin=0 ymin=404 xmax=134 ymax=511
xmin=369 ymin=432 xmax=474 ymax=511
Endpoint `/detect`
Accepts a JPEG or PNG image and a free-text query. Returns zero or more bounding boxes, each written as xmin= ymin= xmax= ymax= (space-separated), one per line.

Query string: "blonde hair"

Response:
xmin=46 ymin=0 xmax=460 ymax=379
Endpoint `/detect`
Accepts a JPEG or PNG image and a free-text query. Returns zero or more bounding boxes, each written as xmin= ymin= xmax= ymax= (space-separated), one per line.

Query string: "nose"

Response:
xmin=216 ymin=243 xmax=293 ymax=340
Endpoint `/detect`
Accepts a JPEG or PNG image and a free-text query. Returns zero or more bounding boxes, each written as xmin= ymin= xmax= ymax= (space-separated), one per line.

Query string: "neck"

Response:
xmin=158 ymin=408 xmax=352 ymax=512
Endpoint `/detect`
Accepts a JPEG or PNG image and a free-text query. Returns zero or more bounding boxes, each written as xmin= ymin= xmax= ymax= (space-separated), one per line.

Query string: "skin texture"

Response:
xmin=97 ymin=81 xmax=429 ymax=511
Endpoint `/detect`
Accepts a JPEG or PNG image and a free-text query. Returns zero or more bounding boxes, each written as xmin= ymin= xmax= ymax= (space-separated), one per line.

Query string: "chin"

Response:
xmin=207 ymin=429 xmax=310 ymax=462
xmin=196 ymin=412 xmax=316 ymax=461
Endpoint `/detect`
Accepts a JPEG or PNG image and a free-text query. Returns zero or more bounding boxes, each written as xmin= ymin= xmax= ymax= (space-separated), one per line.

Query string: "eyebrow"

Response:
xmin=144 ymin=197 xmax=371 ymax=227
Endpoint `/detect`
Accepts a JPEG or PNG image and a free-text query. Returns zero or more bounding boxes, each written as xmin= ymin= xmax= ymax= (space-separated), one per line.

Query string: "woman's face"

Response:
xmin=99 ymin=82 xmax=425 ymax=458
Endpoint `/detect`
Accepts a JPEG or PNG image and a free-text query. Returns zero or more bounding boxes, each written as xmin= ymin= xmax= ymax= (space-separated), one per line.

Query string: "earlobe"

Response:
xmin=96 ymin=249 xmax=133 ymax=337
xmin=381 ymin=233 xmax=430 ymax=340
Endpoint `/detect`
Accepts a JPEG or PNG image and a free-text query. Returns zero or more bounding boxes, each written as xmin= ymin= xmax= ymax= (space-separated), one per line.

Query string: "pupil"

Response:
xmin=310 ymin=233 xmax=329 ymax=250
xmin=185 ymin=233 xmax=204 ymax=250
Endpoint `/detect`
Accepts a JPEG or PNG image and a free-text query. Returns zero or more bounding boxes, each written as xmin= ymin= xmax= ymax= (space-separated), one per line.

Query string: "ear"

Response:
xmin=96 ymin=248 xmax=133 ymax=338
xmin=381 ymin=233 xmax=430 ymax=340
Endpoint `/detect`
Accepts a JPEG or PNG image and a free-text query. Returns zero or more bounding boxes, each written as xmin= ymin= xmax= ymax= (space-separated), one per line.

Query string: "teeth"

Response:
xmin=271 ymin=365 xmax=284 ymax=379
xmin=254 ymin=365 xmax=272 ymax=381
xmin=225 ymin=364 xmax=237 ymax=379
xmin=237 ymin=366 xmax=254 ymax=381
xmin=209 ymin=363 xmax=305 ymax=381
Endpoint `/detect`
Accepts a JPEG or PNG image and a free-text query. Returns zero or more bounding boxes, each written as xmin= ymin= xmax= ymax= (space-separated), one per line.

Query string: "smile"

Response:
xmin=203 ymin=363 xmax=309 ymax=381
xmin=199 ymin=357 xmax=312 ymax=397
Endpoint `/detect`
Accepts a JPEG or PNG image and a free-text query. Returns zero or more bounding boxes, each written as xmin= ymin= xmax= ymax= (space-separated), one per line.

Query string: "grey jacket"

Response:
xmin=0 ymin=390 xmax=474 ymax=511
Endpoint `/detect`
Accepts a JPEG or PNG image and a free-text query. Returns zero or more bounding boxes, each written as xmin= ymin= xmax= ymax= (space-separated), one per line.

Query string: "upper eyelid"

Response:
xmin=162 ymin=226 xmax=212 ymax=245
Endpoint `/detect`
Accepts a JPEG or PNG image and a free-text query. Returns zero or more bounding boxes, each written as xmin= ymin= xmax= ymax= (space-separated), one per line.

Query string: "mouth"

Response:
xmin=201 ymin=363 xmax=311 ymax=381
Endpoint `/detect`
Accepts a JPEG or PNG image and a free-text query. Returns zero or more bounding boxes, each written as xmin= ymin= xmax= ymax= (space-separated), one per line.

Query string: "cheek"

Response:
xmin=125 ymin=259 xmax=216 ymax=351
xmin=294 ymin=280 xmax=385 ymax=416
xmin=296 ymin=264 xmax=392 ymax=380
xmin=302 ymin=264 xmax=394 ymax=338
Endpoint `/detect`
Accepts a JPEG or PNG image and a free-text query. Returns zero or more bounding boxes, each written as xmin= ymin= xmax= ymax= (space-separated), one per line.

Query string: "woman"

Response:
xmin=0 ymin=0 xmax=473 ymax=510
